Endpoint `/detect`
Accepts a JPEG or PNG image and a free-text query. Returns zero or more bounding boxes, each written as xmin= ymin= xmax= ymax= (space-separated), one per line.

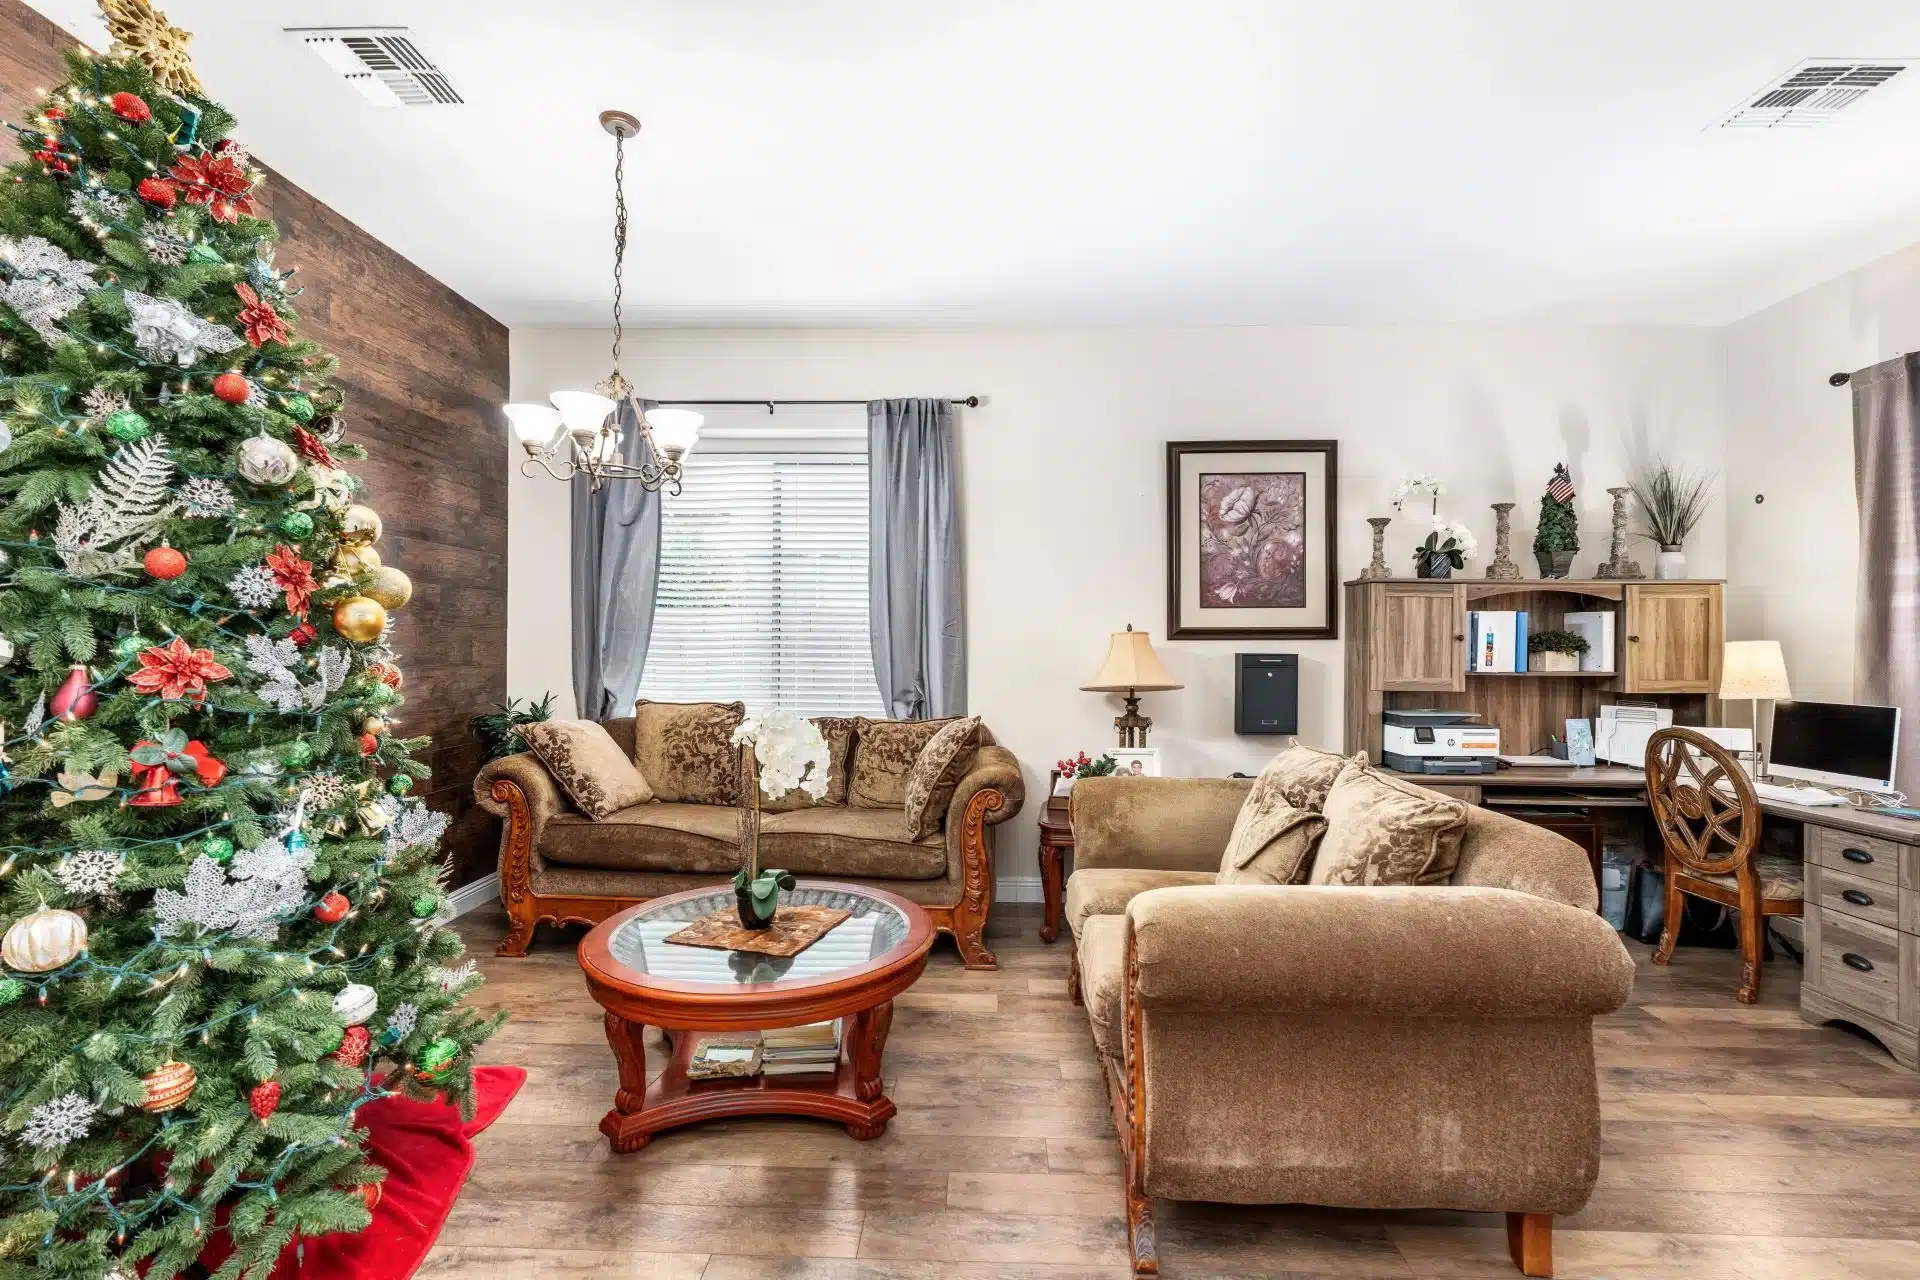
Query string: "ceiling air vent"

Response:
xmin=286 ymin=27 xmax=463 ymax=107
xmin=1714 ymin=59 xmax=1910 ymax=129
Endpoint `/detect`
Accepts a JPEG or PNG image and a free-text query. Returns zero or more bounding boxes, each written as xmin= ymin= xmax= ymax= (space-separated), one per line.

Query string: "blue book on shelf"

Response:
xmin=1515 ymin=612 xmax=1528 ymax=670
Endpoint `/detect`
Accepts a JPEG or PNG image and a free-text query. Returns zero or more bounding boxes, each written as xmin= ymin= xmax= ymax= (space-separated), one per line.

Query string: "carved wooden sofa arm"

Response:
xmin=932 ymin=744 xmax=1024 ymax=971
xmin=473 ymin=753 xmax=578 ymax=957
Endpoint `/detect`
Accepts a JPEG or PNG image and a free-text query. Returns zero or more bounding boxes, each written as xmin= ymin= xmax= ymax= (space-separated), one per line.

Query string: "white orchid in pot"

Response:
xmin=730 ymin=711 xmax=831 ymax=929
xmin=1393 ymin=474 xmax=1476 ymax=578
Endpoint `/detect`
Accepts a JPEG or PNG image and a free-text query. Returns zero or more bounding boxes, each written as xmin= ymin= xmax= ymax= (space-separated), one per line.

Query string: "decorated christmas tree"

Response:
xmin=0 ymin=7 xmax=499 ymax=1277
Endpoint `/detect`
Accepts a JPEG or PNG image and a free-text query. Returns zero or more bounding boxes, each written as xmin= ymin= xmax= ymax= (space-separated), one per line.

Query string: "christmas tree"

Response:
xmin=0 ymin=11 xmax=499 ymax=1278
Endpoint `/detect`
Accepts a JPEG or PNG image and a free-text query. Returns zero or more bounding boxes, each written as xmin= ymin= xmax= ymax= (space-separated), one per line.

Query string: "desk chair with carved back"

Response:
xmin=1645 ymin=727 xmax=1803 ymax=1004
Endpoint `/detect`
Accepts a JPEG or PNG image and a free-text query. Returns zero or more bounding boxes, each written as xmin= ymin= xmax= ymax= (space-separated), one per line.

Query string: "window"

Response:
xmin=638 ymin=453 xmax=885 ymax=717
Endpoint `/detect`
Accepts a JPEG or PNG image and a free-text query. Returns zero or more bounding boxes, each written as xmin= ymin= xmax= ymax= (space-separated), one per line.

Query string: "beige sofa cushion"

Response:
xmin=849 ymin=717 xmax=955 ymax=809
xmin=537 ymin=802 xmax=742 ymax=874
xmin=759 ymin=716 xmax=858 ymax=811
xmin=1066 ymin=867 xmax=1217 ymax=942
xmin=758 ymin=805 xmax=948 ymax=880
xmin=1261 ymin=741 xmax=1366 ymax=812
xmin=633 ymin=700 xmax=744 ymax=806
xmin=1309 ymin=765 xmax=1469 ymax=887
xmin=520 ymin=719 xmax=653 ymax=820
xmin=902 ymin=716 xmax=983 ymax=839
xmin=1078 ymin=914 xmax=1128 ymax=1060
xmin=1218 ymin=806 xmax=1327 ymax=886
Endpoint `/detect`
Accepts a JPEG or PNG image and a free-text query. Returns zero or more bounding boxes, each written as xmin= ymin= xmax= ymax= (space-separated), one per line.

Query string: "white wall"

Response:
xmin=1724 ymin=242 xmax=1920 ymax=705
xmin=510 ymin=325 xmax=1729 ymax=895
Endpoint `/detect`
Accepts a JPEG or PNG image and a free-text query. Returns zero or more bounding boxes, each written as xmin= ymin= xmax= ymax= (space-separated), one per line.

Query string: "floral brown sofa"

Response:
xmin=474 ymin=701 xmax=1024 ymax=969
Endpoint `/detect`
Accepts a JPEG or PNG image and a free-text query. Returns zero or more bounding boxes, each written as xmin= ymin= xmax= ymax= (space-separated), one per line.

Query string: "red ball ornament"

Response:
xmin=248 ymin=1079 xmax=281 ymax=1122
xmin=136 ymin=176 xmax=176 ymax=209
xmin=332 ymin=1024 xmax=371 ymax=1069
xmin=361 ymin=1180 xmax=383 ymax=1213
xmin=143 ymin=544 xmax=188 ymax=579
xmin=359 ymin=733 xmax=378 ymax=756
xmin=42 ymin=107 xmax=64 ymax=122
xmin=314 ymin=892 xmax=349 ymax=924
xmin=110 ymin=92 xmax=152 ymax=124
xmin=213 ymin=372 xmax=252 ymax=405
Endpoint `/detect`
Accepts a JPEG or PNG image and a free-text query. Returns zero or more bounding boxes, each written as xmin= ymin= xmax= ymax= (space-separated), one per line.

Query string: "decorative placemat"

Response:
xmin=666 ymin=905 xmax=853 ymax=957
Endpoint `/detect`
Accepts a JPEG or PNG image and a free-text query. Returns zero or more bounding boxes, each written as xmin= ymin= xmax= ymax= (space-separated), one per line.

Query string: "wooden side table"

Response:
xmin=1039 ymin=787 xmax=1073 ymax=943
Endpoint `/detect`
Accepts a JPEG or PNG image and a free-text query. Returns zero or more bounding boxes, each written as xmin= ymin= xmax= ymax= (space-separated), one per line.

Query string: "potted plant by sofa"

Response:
xmin=1533 ymin=464 xmax=1579 ymax=578
xmin=730 ymin=711 xmax=830 ymax=929
xmin=1527 ymin=629 xmax=1590 ymax=673
xmin=1630 ymin=460 xmax=1714 ymax=581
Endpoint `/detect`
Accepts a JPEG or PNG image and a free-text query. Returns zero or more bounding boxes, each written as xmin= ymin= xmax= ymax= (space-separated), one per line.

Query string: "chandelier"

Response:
xmin=504 ymin=110 xmax=701 ymax=493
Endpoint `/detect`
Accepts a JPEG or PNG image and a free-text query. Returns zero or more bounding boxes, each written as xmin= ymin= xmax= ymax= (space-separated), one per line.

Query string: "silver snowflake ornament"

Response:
xmin=144 ymin=229 xmax=190 ymax=267
xmin=0 ymin=235 xmax=101 ymax=347
xmin=180 ymin=476 xmax=235 ymax=519
xmin=301 ymin=771 xmax=349 ymax=809
xmin=54 ymin=849 xmax=125 ymax=898
xmin=81 ymin=386 xmax=130 ymax=421
xmin=122 ymin=290 xmax=242 ymax=366
xmin=228 ymin=563 xmax=280 ymax=610
xmin=385 ymin=1002 xmax=419 ymax=1038
xmin=22 ymin=1092 xmax=98 ymax=1149
xmin=244 ymin=380 xmax=268 ymax=409
xmin=68 ymin=185 xmax=129 ymax=226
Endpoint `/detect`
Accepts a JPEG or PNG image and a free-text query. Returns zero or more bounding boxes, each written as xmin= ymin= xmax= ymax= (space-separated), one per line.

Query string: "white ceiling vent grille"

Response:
xmin=286 ymin=27 xmax=463 ymax=108
xmin=1715 ymin=59 xmax=1910 ymax=129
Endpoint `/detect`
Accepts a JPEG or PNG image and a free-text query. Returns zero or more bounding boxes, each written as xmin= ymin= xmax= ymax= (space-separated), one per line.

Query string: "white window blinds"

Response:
xmin=638 ymin=453 xmax=886 ymax=718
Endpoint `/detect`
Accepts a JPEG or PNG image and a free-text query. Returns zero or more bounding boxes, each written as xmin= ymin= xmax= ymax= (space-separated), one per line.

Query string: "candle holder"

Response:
xmin=1596 ymin=487 xmax=1644 ymax=580
xmin=1359 ymin=517 xmax=1393 ymax=580
xmin=1485 ymin=503 xmax=1522 ymax=579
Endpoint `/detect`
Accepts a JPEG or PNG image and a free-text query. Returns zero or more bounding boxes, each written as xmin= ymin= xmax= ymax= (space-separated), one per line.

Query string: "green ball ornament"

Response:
xmin=410 ymin=894 xmax=437 ymax=919
xmin=186 ymin=242 xmax=223 ymax=265
xmin=280 ymin=740 xmax=314 ymax=768
xmin=0 ymin=978 xmax=24 ymax=1007
xmin=104 ymin=410 xmax=151 ymax=442
xmin=282 ymin=394 xmax=315 ymax=423
xmin=388 ymin=774 xmax=413 ymax=796
xmin=114 ymin=634 xmax=147 ymax=662
xmin=279 ymin=511 xmax=314 ymax=538
xmin=414 ymin=1037 xmax=459 ymax=1080
xmin=366 ymin=683 xmax=396 ymax=707
xmin=201 ymin=835 xmax=235 ymax=864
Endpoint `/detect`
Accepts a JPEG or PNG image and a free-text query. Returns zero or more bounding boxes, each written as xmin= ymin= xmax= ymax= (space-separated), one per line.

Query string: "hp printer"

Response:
xmin=1382 ymin=709 xmax=1500 ymax=775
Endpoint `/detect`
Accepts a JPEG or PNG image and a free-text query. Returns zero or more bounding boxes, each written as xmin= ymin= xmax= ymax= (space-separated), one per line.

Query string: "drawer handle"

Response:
xmin=1842 ymin=847 xmax=1876 ymax=865
xmin=1842 ymin=952 xmax=1876 ymax=973
xmin=1841 ymin=888 xmax=1876 ymax=907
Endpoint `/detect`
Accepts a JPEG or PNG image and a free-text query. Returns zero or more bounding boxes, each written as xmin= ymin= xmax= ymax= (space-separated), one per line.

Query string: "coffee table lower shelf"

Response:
xmin=598 ymin=1006 xmax=897 ymax=1153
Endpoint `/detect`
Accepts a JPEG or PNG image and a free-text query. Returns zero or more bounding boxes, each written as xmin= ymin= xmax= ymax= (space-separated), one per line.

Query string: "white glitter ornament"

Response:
xmin=21 ymin=1093 xmax=98 ymax=1149
xmin=122 ymin=290 xmax=242 ymax=366
xmin=3 ymin=907 xmax=89 ymax=971
xmin=385 ymin=1002 xmax=418 ymax=1039
xmin=333 ymin=983 xmax=378 ymax=1025
xmin=81 ymin=386 xmax=130 ymax=421
xmin=0 ymin=235 xmax=100 ymax=346
xmin=385 ymin=802 xmax=450 ymax=854
xmin=152 ymin=840 xmax=312 ymax=943
xmin=52 ymin=435 xmax=178 ymax=580
xmin=180 ymin=476 xmax=235 ymax=518
xmin=227 ymin=563 xmax=280 ymax=609
xmin=0 ymin=633 xmax=12 ymax=667
xmin=53 ymin=850 xmax=125 ymax=899
xmin=301 ymin=771 xmax=349 ymax=808
xmin=236 ymin=432 xmax=297 ymax=486
xmin=428 ymin=960 xmax=478 ymax=992
xmin=244 ymin=635 xmax=347 ymax=713
xmin=69 ymin=185 xmax=129 ymax=226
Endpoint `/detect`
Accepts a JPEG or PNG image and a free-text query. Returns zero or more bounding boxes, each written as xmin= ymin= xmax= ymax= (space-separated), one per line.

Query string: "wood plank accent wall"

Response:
xmin=0 ymin=0 xmax=510 ymax=887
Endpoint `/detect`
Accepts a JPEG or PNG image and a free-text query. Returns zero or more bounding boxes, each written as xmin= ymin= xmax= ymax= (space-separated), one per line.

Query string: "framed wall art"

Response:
xmin=1166 ymin=440 xmax=1338 ymax=640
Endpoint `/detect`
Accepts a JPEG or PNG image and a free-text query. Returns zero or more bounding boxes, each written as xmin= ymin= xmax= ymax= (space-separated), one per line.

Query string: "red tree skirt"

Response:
xmin=197 ymin=1065 xmax=525 ymax=1280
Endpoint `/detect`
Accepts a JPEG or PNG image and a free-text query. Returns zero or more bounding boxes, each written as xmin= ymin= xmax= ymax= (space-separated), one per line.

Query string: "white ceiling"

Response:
xmin=27 ymin=0 xmax=1920 ymax=327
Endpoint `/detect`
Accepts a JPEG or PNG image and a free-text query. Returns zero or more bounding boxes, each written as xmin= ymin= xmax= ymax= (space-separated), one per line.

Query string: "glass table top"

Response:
xmin=606 ymin=885 xmax=913 ymax=987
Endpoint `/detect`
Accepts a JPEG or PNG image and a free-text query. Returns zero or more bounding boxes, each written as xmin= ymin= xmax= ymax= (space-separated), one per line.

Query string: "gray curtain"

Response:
xmin=570 ymin=398 xmax=662 ymax=721
xmin=868 ymin=398 xmax=965 ymax=719
xmin=1853 ymin=355 xmax=1920 ymax=796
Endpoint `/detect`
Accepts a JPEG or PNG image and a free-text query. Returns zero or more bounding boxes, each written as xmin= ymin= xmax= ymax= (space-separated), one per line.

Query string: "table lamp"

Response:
xmin=1720 ymin=640 xmax=1791 ymax=777
xmin=1081 ymin=625 xmax=1183 ymax=747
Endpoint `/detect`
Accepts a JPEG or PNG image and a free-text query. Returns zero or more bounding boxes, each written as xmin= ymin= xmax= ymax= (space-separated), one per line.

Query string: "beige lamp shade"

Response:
xmin=1082 ymin=626 xmax=1183 ymax=693
xmin=1720 ymin=640 xmax=1791 ymax=700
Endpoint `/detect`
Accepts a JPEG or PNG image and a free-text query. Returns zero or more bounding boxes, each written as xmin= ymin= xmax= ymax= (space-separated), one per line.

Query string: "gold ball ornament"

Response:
xmin=3 ymin=907 xmax=88 ymax=972
xmin=332 ymin=596 xmax=388 ymax=644
xmin=363 ymin=566 xmax=413 ymax=610
xmin=140 ymin=1060 xmax=197 ymax=1112
xmin=339 ymin=505 xmax=384 ymax=546
xmin=362 ymin=715 xmax=390 ymax=736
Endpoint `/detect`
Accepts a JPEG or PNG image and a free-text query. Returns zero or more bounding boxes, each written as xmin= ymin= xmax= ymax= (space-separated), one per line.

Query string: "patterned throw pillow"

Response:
xmin=520 ymin=720 xmax=654 ymax=821
xmin=632 ymin=700 xmax=745 ymax=806
xmin=1262 ymin=740 xmax=1366 ymax=812
xmin=901 ymin=716 xmax=984 ymax=839
xmin=849 ymin=717 xmax=956 ymax=809
xmin=757 ymin=716 xmax=858 ymax=811
xmin=1217 ymin=754 xmax=1330 ymax=885
xmin=1308 ymin=764 xmax=1469 ymax=887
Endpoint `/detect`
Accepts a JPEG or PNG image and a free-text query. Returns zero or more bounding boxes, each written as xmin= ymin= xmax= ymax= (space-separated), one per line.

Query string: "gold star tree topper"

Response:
xmin=98 ymin=0 xmax=203 ymax=96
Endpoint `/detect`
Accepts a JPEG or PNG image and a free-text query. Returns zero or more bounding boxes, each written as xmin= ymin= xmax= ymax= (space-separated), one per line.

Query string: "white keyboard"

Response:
xmin=1750 ymin=780 xmax=1847 ymax=807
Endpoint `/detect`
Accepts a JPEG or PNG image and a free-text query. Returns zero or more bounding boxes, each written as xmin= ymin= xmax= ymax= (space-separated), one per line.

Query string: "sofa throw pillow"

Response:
xmin=1308 ymin=764 xmax=1469 ymax=887
xmin=850 ymin=717 xmax=956 ymax=809
xmin=520 ymin=719 xmax=654 ymax=821
xmin=632 ymin=699 xmax=745 ymax=806
xmin=1217 ymin=784 xmax=1328 ymax=886
xmin=902 ymin=716 xmax=983 ymax=839
xmin=1263 ymin=740 xmax=1366 ymax=812
xmin=755 ymin=716 xmax=859 ymax=811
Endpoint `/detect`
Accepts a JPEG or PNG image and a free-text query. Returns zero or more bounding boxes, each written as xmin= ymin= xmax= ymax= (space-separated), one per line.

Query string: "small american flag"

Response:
xmin=1546 ymin=464 xmax=1575 ymax=504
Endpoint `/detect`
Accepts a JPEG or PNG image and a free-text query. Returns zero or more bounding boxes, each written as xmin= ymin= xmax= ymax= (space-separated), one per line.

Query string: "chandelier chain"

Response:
xmin=609 ymin=131 xmax=627 ymax=382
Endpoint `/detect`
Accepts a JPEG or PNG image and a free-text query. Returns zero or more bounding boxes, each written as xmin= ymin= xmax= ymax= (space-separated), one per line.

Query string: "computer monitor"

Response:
xmin=1767 ymin=700 xmax=1901 ymax=792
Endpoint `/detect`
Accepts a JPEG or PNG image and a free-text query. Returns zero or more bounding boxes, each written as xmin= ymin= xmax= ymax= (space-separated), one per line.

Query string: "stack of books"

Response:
xmin=1465 ymin=610 xmax=1527 ymax=672
xmin=760 ymin=1020 xmax=843 ymax=1076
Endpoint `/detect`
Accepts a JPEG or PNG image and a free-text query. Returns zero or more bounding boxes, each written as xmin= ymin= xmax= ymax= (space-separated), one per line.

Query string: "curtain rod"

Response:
xmin=649 ymin=397 xmax=981 ymax=413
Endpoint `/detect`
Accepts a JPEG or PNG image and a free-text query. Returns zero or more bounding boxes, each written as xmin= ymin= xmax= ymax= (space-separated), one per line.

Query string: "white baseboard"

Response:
xmin=997 ymin=875 xmax=1044 ymax=904
xmin=442 ymin=873 xmax=499 ymax=922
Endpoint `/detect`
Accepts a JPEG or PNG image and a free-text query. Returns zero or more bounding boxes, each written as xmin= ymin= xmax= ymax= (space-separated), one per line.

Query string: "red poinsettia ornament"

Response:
xmin=162 ymin=152 xmax=258 ymax=224
xmin=129 ymin=732 xmax=227 ymax=807
xmin=289 ymin=621 xmax=317 ymax=648
xmin=234 ymin=282 xmax=290 ymax=348
xmin=109 ymin=92 xmax=152 ymax=124
xmin=291 ymin=426 xmax=334 ymax=469
xmin=135 ymin=176 xmax=177 ymax=209
xmin=128 ymin=636 xmax=233 ymax=704
xmin=266 ymin=545 xmax=317 ymax=618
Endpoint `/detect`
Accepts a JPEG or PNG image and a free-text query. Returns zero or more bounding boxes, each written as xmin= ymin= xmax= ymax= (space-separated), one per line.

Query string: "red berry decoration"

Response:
xmin=213 ymin=372 xmax=251 ymax=405
xmin=110 ymin=92 xmax=152 ymax=124
xmin=42 ymin=107 xmax=64 ymax=122
xmin=136 ymin=176 xmax=176 ymax=209
xmin=314 ymin=892 xmax=349 ymax=924
xmin=143 ymin=545 xmax=188 ymax=580
xmin=331 ymin=1025 xmax=371 ymax=1068
xmin=248 ymin=1079 xmax=281 ymax=1122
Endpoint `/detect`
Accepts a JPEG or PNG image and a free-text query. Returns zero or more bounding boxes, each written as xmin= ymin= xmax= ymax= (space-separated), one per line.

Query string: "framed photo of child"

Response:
xmin=1109 ymin=748 xmax=1162 ymax=778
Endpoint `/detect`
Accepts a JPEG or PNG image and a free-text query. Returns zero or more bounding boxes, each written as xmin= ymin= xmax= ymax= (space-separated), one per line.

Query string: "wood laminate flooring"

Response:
xmin=429 ymin=904 xmax=1920 ymax=1279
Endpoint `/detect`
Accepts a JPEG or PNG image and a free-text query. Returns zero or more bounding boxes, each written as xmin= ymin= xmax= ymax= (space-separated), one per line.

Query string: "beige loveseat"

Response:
xmin=475 ymin=713 xmax=1024 ymax=969
xmin=1067 ymin=770 xmax=1634 ymax=1278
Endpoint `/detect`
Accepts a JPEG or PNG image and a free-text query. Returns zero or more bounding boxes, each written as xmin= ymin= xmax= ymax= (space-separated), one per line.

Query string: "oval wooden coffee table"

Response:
xmin=578 ymin=880 xmax=934 ymax=1152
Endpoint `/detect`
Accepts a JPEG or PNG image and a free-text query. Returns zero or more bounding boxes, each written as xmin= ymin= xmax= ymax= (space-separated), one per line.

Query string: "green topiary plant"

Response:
xmin=1533 ymin=464 xmax=1579 ymax=576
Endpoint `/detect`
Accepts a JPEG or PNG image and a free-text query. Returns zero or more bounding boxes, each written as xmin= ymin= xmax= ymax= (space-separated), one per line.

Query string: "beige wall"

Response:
xmin=510 ymin=324 xmax=1728 ymax=897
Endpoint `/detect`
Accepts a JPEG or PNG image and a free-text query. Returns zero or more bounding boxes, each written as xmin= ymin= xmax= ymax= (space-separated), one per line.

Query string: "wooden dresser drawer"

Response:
xmin=1809 ymin=826 xmax=1905 ymax=887
xmin=1812 ymin=912 xmax=1904 ymax=1025
xmin=1809 ymin=863 xmax=1901 ymax=931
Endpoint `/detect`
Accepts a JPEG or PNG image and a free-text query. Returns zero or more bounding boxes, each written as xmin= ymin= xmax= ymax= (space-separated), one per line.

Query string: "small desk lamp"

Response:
xmin=1081 ymin=625 xmax=1183 ymax=747
xmin=1720 ymin=640 xmax=1791 ymax=777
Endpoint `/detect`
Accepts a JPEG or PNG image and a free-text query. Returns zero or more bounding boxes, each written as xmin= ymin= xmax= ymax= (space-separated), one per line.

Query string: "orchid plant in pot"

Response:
xmin=1394 ymin=475 xmax=1477 ymax=578
xmin=730 ymin=711 xmax=831 ymax=929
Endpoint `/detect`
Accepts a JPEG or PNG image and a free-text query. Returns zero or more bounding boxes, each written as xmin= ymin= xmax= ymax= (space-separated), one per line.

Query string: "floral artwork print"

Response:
xmin=1198 ymin=471 xmax=1306 ymax=608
